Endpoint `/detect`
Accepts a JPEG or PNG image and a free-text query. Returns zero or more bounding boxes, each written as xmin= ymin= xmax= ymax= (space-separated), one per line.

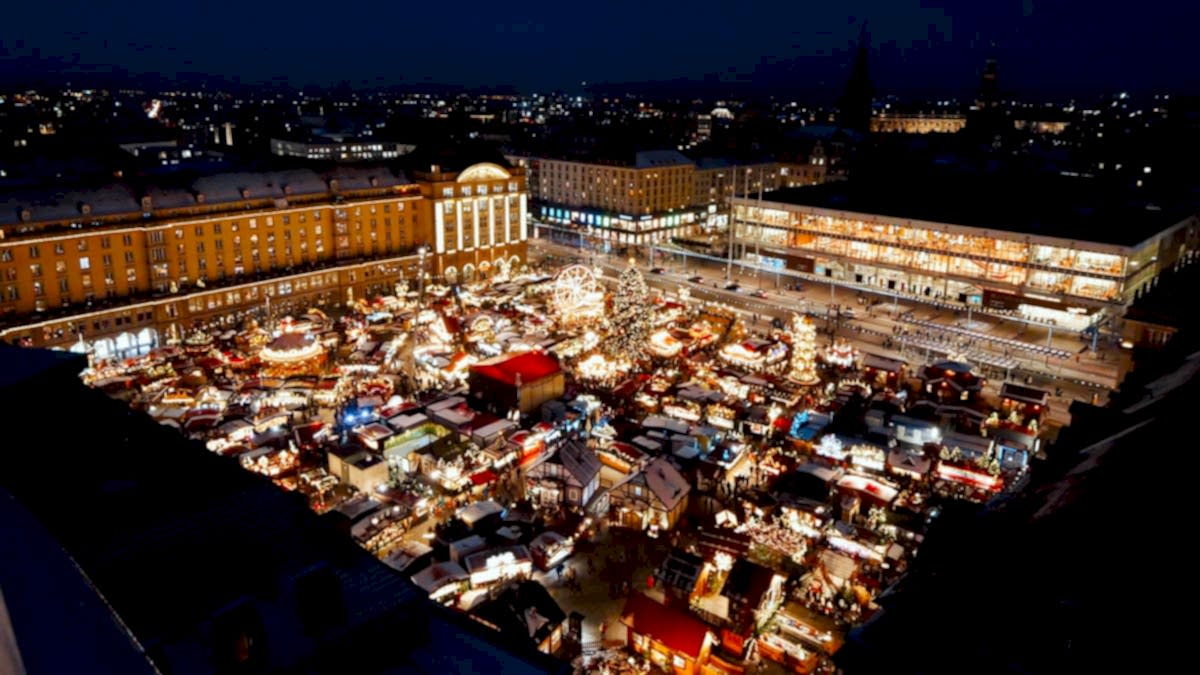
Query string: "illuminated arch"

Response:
xmin=444 ymin=266 xmax=458 ymax=284
xmin=114 ymin=332 xmax=134 ymax=352
xmin=136 ymin=327 xmax=158 ymax=348
xmin=93 ymin=338 xmax=114 ymax=359
xmin=462 ymin=263 xmax=476 ymax=283
xmin=456 ymin=163 xmax=511 ymax=183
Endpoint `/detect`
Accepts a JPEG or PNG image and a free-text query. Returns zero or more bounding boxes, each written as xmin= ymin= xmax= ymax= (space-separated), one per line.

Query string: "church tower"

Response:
xmin=838 ymin=22 xmax=874 ymax=133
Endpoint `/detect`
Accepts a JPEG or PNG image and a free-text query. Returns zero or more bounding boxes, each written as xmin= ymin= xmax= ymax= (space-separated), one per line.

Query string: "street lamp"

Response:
xmin=417 ymin=245 xmax=430 ymax=304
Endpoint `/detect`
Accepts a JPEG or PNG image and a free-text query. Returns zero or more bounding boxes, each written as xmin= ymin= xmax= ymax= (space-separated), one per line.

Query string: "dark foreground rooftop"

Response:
xmin=757 ymin=171 xmax=1191 ymax=247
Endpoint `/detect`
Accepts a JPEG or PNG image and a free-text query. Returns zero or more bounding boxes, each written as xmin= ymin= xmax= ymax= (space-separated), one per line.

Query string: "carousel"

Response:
xmin=260 ymin=332 xmax=326 ymax=376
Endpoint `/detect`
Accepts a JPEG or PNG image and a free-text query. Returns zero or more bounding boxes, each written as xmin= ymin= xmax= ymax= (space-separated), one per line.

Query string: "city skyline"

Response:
xmin=1 ymin=1 xmax=1197 ymax=98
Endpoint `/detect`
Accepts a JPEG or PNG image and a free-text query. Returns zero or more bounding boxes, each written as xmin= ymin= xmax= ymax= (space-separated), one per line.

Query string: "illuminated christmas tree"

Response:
xmin=789 ymin=313 xmax=820 ymax=385
xmin=609 ymin=261 xmax=651 ymax=358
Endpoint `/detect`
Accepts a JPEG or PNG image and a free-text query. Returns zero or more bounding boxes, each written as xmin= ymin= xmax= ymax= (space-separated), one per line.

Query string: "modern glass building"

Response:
xmin=732 ymin=176 xmax=1198 ymax=325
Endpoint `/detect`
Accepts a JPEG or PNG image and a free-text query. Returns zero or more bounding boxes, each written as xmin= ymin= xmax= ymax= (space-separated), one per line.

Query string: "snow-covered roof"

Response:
xmin=642 ymin=457 xmax=689 ymax=511
xmin=412 ymin=561 xmax=468 ymax=593
xmin=458 ymin=500 xmax=504 ymax=527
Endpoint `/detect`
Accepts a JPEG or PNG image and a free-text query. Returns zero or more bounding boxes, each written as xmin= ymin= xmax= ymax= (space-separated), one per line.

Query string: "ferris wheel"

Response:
xmin=553 ymin=264 xmax=599 ymax=314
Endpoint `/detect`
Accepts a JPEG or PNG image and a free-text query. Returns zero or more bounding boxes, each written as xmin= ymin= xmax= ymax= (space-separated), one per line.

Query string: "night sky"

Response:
xmin=0 ymin=0 xmax=1196 ymax=97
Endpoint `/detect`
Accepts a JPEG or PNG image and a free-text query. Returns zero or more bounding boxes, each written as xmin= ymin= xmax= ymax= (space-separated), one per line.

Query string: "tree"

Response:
xmin=609 ymin=262 xmax=651 ymax=358
xmin=788 ymin=314 xmax=820 ymax=385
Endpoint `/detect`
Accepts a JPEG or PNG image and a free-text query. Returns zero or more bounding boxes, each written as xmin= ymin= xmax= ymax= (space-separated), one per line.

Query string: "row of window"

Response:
xmin=5 ymin=234 xmax=136 ymax=261
xmin=440 ymin=182 xmax=520 ymax=198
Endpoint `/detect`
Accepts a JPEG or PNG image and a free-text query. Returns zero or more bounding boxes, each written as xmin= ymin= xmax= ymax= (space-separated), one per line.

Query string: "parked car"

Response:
xmin=840 ymin=307 xmax=857 ymax=319
xmin=689 ymin=275 xmax=704 ymax=284
xmin=750 ymin=289 xmax=768 ymax=299
xmin=724 ymin=282 xmax=741 ymax=291
xmin=650 ymin=267 xmax=666 ymax=275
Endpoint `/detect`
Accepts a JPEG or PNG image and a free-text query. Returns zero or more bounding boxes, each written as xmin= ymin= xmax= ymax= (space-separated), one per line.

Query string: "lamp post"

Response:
xmin=417 ymin=245 xmax=429 ymax=305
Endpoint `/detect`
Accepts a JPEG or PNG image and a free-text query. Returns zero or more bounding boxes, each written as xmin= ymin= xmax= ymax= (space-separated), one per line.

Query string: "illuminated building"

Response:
xmin=269 ymin=137 xmax=416 ymax=162
xmin=869 ymin=112 xmax=967 ymax=134
xmin=533 ymin=151 xmax=825 ymax=245
xmin=732 ymin=176 xmax=1199 ymax=325
xmin=0 ymin=154 xmax=527 ymax=352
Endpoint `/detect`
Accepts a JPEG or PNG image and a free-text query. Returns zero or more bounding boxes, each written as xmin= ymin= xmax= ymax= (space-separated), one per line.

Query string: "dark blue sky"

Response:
xmin=1 ymin=0 xmax=1195 ymax=97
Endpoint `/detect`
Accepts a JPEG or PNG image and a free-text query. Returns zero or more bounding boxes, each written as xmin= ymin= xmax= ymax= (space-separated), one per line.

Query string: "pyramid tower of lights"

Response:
xmin=789 ymin=314 xmax=820 ymax=385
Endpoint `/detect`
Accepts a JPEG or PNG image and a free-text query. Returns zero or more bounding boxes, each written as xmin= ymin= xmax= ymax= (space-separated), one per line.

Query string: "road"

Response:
xmin=529 ymin=236 xmax=1119 ymax=419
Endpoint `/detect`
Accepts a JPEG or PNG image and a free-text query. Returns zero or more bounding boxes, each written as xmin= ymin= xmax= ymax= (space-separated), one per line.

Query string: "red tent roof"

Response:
xmin=470 ymin=351 xmax=562 ymax=386
xmin=470 ymin=469 xmax=499 ymax=486
xmin=621 ymin=592 xmax=711 ymax=657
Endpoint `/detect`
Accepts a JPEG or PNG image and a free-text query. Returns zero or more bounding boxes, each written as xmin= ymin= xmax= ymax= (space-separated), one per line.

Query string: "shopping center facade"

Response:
xmin=731 ymin=183 xmax=1198 ymax=327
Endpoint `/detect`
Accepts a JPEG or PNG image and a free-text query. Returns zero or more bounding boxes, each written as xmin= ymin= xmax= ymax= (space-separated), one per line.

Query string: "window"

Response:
xmin=125 ymin=251 xmax=135 ymax=264
xmin=29 ymin=245 xmax=40 ymax=259
xmin=58 ymin=278 xmax=69 ymax=293
xmin=195 ymin=225 xmax=204 ymax=237
xmin=442 ymin=187 xmax=453 ymax=197
xmin=32 ymin=281 xmax=43 ymax=296
xmin=30 ymin=264 xmax=42 ymax=277
xmin=126 ymin=268 xmax=137 ymax=282
xmin=175 ymin=228 xmax=184 ymax=239
xmin=282 ymin=215 xmax=290 ymax=225
xmin=77 ymin=239 xmax=88 ymax=252
xmin=55 ymin=260 xmax=67 ymax=274
xmin=123 ymin=234 xmax=133 ymax=246
xmin=55 ymin=243 xmax=64 ymax=255
xmin=79 ymin=257 xmax=90 ymax=271
xmin=508 ymin=181 xmax=518 ymax=192
xmin=213 ymin=222 xmax=222 ymax=234
xmin=672 ymin=655 xmax=687 ymax=669
xmin=0 ymin=250 xmax=10 ymax=262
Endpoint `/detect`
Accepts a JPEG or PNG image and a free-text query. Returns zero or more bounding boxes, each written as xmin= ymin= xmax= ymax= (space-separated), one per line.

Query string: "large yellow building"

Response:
xmin=0 ymin=156 xmax=527 ymax=354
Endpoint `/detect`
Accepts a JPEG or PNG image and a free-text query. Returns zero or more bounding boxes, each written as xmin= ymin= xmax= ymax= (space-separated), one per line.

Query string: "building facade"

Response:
xmin=532 ymin=152 xmax=825 ymax=247
xmin=869 ymin=113 xmax=968 ymax=134
xmin=0 ymin=160 xmax=527 ymax=353
xmin=270 ymin=138 xmax=416 ymax=162
xmin=731 ymin=188 xmax=1198 ymax=326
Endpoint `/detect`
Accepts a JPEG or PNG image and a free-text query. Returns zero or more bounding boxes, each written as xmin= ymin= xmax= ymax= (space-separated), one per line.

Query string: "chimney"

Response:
xmin=78 ymin=202 xmax=92 ymax=216
xmin=195 ymin=192 xmax=206 ymax=204
xmin=140 ymin=196 xmax=153 ymax=212
xmin=369 ymin=176 xmax=379 ymax=188
xmin=19 ymin=208 xmax=31 ymax=222
xmin=282 ymin=184 xmax=293 ymax=195
xmin=329 ymin=179 xmax=340 ymax=193
xmin=240 ymin=188 xmax=251 ymax=200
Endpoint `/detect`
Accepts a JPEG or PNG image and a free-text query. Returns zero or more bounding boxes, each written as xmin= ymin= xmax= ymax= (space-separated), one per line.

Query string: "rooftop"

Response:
xmin=471 ymin=351 xmax=563 ymax=387
xmin=620 ymin=592 xmax=711 ymax=657
xmin=752 ymin=171 xmax=1192 ymax=247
